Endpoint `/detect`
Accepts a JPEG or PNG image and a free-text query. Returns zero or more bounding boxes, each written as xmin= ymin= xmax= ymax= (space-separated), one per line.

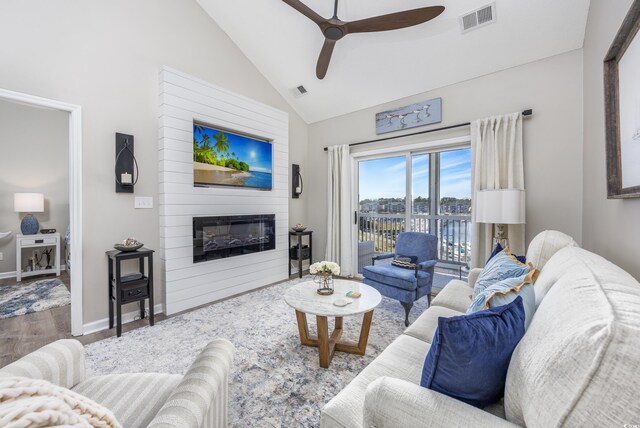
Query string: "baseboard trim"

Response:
xmin=82 ymin=303 xmax=165 ymax=336
xmin=0 ymin=265 xmax=68 ymax=280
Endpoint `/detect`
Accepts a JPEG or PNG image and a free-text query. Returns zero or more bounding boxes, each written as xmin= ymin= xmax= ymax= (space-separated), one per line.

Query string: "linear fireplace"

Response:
xmin=193 ymin=214 xmax=276 ymax=263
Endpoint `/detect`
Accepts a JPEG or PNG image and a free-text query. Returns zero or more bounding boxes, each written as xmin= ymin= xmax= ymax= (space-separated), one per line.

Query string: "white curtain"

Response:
xmin=325 ymin=144 xmax=356 ymax=277
xmin=470 ymin=112 xmax=525 ymax=268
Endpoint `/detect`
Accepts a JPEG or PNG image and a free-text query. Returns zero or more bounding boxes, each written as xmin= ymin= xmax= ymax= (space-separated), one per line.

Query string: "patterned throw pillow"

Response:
xmin=473 ymin=248 xmax=533 ymax=298
xmin=468 ymin=269 xmax=539 ymax=329
xmin=391 ymin=255 xmax=417 ymax=270
xmin=487 ymin=242 xmax=526 ymax=264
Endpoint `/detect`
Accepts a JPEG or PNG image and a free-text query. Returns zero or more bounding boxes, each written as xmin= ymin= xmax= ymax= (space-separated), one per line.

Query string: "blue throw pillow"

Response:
xmin=467 ymin=270 xmax=538 ymax=329
xmin=487 ymin=242 xmax=526 ymax=264
xmin=473 ymin=248 xmax=532 ymax=298
xmin=420 ymin=297 xmax=526 ymax=408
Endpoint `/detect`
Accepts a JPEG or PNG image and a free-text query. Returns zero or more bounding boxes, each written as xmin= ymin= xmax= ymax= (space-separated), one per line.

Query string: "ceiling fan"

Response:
xmin=282 ymin=0 xmax=445 ymax=79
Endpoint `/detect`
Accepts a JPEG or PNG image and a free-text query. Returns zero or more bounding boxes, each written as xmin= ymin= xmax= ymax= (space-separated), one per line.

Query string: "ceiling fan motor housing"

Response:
xmin=324 ymin=26 xmax=344 ymax=40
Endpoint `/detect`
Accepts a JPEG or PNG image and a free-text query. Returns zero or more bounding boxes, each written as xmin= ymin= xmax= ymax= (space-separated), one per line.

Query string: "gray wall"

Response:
xmin=307 ymin=50 xmax=584 ymax=263
xmin=0 ymin=99 xmax=69 ymax=274
xmin=582 ymin=0 xmax=640 ymax=279
xmin=0 ymin=0 xmax=308 ymax=326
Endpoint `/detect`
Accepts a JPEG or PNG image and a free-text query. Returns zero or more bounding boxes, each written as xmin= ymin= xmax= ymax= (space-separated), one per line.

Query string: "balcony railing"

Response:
xmin=358 ymin=212 xmax=471 ymax=265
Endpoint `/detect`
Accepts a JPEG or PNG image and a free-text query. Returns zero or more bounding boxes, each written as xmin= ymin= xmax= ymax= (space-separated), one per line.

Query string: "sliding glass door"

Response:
xmin=357 ymin=147 xmax=471 ymax=271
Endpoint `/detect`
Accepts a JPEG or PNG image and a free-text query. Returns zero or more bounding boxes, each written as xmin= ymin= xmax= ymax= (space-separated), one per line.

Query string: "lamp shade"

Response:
xmin=14 ymin=193 xmax=44 ymax=213
xmin=475 ymin=189 xmax=525 ymax=224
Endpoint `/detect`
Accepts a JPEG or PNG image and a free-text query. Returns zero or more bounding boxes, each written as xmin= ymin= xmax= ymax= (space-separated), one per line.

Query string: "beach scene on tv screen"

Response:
xmin=193 ymin=123 xmax=273 ymax=189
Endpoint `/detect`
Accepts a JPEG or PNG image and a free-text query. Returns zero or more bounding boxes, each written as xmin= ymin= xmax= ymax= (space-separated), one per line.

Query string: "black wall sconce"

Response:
xmin=292 ymin=164 xmax=303 ymax=198
xmin=115 ymin=132 xmax=139 ymax=193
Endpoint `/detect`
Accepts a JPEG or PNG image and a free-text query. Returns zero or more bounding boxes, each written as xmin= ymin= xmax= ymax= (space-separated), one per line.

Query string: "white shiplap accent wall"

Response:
xmin=159 ymin=67 xmax=289 ymax=315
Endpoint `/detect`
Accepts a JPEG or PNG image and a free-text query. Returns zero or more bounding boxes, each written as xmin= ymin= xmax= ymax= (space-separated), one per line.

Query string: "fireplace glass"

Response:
xmin=193 ymin=214 xmax=275 ymax=263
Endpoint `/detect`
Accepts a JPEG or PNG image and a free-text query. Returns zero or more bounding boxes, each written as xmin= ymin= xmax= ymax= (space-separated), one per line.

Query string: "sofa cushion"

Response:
xmin=505 ymin=246 xmax=640 ymax=427
xmin=362 ymin=263 xmax=431 ymax=291
xmin=525 ymin=229 xmax=577 ymax=271
xmin=404 ymin=305 xmax=463 ymax=343
xmin=473 ymin=249 xmax=532 ymax=298
xmin=421 ymin=297 xmax=526 ymax=408
xmin=73 ymin=373 xmax=182 ymax=428
xmin=431 ymin=279 xmax=473 ymax=312
xmin=467 ymin=270 xmax=538 ymax=329
xmin=321 ymin=334 xmax=430 ymax=428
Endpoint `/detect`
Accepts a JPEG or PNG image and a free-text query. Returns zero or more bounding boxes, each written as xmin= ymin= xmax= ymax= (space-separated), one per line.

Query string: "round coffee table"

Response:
xmin=284 ymin=279 xmax=382 ymax=368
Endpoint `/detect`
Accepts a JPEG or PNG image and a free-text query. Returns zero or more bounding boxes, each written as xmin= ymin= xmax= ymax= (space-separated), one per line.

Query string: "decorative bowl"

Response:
xmin=114 ymin=243 xmax=144 ymax=252
xmin=292 ymin=225 xmax=307 ymax=232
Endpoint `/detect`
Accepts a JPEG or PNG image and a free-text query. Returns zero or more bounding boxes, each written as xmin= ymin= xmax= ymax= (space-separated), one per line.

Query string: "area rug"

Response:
xmin=85 ymin=275 xmax=457 ymax=427
xmin=0 ymin=278 xmax=70 ymax=319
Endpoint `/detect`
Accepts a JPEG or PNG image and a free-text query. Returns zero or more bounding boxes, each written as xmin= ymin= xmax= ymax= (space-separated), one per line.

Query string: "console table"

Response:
xmin=106 ymin=248 xmax=154 ymax=337
xmin=289 ymin=230 xmax=312 ymax=278
xmin=16 ymin=233 xmax=61 ymax=281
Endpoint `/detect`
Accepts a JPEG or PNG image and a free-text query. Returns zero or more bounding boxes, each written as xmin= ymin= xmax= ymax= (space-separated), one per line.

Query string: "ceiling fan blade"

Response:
xmin=282 ymin=0 xmax=325 ymax=25
xmin=316 ymin=39 xmax=337 ymax=79
xmin=345 ymin=6 xmax=445 ymax=33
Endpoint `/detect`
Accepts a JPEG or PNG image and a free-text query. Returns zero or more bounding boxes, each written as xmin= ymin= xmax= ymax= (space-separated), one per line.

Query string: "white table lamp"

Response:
xmin=475 ymin=189 xmax=526 ymax=247
xmin=14 ymin=193 xmax=44 ymax=235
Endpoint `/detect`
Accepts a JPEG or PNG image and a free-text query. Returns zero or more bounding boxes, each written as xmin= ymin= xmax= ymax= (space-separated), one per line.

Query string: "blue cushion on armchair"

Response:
xmin=420 ymin=297 xmax=526 ymax=408
xmin=362 ymin=263 xmax=431 ymax=291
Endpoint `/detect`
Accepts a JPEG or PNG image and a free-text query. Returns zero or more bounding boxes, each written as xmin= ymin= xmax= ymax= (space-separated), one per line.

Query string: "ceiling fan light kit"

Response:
xmin=283 ymin=0 xmax=445 ymax=79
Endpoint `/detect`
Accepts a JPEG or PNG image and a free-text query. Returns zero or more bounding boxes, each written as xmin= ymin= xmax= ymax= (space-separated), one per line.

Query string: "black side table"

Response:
xmin=289 ymin=230 xmax=312 ymax=278
xmin=106 ymin=248 xmax=154 ymax=337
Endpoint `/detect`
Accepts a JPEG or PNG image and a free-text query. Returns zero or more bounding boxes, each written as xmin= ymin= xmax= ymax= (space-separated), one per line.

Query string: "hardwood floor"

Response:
xmin=0 ymin=272 xmax=72 ymax=367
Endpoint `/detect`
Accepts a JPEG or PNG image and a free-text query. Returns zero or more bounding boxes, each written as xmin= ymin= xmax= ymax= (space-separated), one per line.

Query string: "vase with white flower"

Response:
xmin=310 ymin=261 xmax=340 ymax=295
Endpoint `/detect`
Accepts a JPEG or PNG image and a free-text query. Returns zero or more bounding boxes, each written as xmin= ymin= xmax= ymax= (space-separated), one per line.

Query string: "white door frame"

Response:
xmin=0 ymin=88 xmax=83 ymax=336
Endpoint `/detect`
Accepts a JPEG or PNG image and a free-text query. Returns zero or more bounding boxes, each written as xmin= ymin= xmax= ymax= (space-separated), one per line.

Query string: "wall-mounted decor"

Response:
xmin=292 ymin=164 xmax=303 ymax=199
xmin=375 ymin=97 xmax=442 ymax=135
xmin=115 ymin=133 xmax=138 ymax=193
xmin=604 ymin=0 xmax=640 ymax=198
xmin=193 ymin=122 xmax=273 ymax=190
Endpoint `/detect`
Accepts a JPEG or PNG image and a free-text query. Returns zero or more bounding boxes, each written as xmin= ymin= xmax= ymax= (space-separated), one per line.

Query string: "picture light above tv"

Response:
xmin=193 ymin=122 xmax=273 ymax=190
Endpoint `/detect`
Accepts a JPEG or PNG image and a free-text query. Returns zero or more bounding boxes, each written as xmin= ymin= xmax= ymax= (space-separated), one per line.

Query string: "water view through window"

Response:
xmin=359 ymin=148 xmax=471 ymax=265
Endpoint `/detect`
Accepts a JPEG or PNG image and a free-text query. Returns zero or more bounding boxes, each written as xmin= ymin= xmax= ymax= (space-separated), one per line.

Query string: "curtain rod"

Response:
xmin=323 ymin=109 xmax=533 ymax=151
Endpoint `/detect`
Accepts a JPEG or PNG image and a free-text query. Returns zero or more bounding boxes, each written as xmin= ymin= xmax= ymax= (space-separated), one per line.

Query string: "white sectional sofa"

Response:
xmin=321 ymin=230 xmax=640 ymax=427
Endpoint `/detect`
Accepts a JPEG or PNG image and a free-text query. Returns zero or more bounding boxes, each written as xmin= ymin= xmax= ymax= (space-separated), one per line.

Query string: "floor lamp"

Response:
xmin=475 ymin=189 xmax=526 ymax=248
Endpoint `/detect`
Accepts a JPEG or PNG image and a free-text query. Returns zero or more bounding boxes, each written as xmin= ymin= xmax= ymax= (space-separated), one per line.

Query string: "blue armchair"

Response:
xmin=362 ymin=232 xmax=438 ymax=326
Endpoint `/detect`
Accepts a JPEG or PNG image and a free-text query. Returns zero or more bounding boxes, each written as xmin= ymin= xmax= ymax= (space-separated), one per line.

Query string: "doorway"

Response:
xmin=355 ymin=143 xmax=472 ymax=273
xmin=0 ymin=88 xmax=83 ymax=337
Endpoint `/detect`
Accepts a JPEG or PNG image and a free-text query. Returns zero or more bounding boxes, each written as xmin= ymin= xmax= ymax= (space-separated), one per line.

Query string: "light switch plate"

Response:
xmin=0 ymin=252 xmax=3 ymax=261
xmin=134 ymin=196 xmax=153 ymax=209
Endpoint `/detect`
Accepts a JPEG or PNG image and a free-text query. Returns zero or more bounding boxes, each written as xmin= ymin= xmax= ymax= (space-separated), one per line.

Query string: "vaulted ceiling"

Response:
xmin=197 ymin=0 xmax=591 ymax=123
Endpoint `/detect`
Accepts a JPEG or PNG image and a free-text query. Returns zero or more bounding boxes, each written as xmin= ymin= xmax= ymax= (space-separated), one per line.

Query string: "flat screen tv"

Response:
xmin=193 ymin=122 xmax=273 ymax=190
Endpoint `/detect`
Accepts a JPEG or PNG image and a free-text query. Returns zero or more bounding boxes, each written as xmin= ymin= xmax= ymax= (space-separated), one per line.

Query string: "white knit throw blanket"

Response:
xmin=0 ymin=376 xmax=121 ymax=428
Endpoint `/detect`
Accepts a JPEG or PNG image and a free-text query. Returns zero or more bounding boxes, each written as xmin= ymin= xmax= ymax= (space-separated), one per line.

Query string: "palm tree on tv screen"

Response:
xmin=214 ymin=132 xmax=230 ymax=159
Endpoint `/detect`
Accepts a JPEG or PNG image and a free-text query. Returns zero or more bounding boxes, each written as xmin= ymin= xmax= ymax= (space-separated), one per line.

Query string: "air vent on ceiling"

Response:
xmin=291 ymin=84 xmax=309 ymax=98
xmin=460 ymin=3 xmax=496 ymax=33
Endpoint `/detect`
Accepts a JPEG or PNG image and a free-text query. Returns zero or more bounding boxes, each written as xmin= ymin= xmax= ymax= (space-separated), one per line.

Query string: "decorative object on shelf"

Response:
xmin=310 ymin=261 xmax=340 ymax=295
xmin=475 ymin=189 xmax=526 ymax=248
xmin=375 ymin=98 xmax=442 ymax=135
xmin=283 ymin=0 xmax=444 ymax=79
xmin=291 ymin=223 xmax=307 ymax=232
xmin=40 ymin=228 xmax=56 ymax=234
xmin=604 ymin=0 xmax=640 ymax=198
xmin=114 ymin=237 xmax=144 ymax=252
xmin=14 ymin=193 xmax=44 ymax=235
xmin=115 ymin=133 xmax=139 ymax=193
xmin=292 ymin=164 xmax=303 ymax=198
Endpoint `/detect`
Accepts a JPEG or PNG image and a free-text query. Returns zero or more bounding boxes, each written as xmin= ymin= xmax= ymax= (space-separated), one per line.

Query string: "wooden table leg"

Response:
xmin=335 ymin=310 xmax=374 ymax=355
xmin=317 ymin=315 xmax=330 ymax=368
